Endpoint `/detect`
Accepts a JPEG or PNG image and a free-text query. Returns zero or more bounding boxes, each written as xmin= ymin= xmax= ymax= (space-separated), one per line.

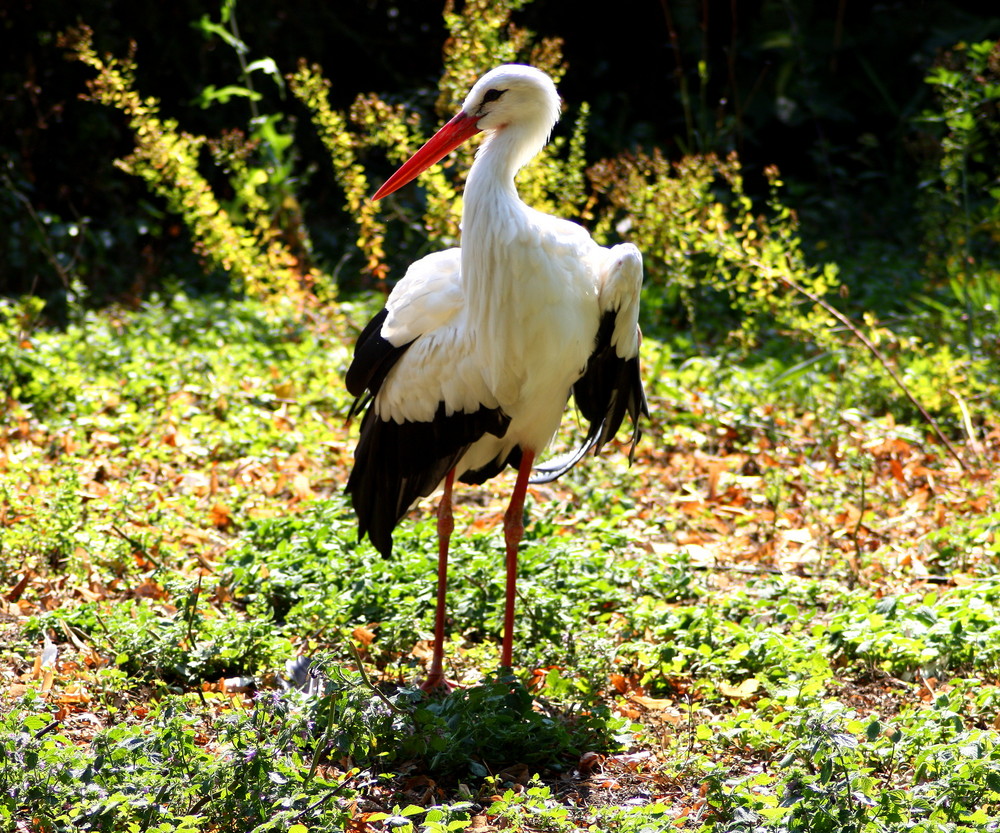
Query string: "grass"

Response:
xmin=1 ymin=292 xmax=1000 ymax=831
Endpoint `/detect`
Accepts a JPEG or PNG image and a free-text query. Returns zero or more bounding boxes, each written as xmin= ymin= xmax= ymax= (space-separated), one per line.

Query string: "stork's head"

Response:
xmin=462 ymin=64 xmax=561 ymax=140
xmin=373 ymin=64 xmax=561 ymax=201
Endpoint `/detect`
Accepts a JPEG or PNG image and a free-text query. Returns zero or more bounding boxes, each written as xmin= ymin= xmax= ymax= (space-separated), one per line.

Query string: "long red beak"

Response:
xmin=372 ymin=110 xmax=482 ymax=201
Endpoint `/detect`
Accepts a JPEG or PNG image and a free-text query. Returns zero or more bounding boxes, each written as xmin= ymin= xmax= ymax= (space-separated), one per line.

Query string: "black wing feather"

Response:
xmin=532 ymin=311 xmax=648 ymax=484
xmin=345 ymin=309 xmax=412 ymax=415
xmin=346 ymin=402 xmax=510 ymax=557
xmin=344 ymin=307 xmax=511 ymax=557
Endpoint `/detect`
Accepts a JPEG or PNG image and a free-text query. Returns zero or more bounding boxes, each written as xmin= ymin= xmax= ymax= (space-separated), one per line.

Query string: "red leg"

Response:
xmin=422 ymin=468 xmax=455 ymax=692
xmin=501 ymin=449 xmax=535 ymax=671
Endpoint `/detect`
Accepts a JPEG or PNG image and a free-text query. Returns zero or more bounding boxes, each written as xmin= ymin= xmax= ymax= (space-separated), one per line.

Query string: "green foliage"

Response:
xmin=2 ymin=287 xmax=1000 ymax=831
xmin=402 ymin=675 xmax=632 ymax=777
xmin=25 ymin=587 xmax=292 ymax=687
xmin=55 ymin=0 xmax=590 ymax=298
xmin=908 ymin=39 xmax=1000 ymax=412
xmin=192 ymin=2 xmax=311 ymax=276
xmin=58 ymin=24 xmax=321 ymax=307
xmin=699 ymin=693 xmax=1000 ymax=832
xmin=0 ymin=290 xmax=354 ymax=598
xmin=0 ymin=294 xmax=77 ymax=408
xmin=588 ymin=151 xmax=840 ymax=351
xmin=589 ymin=141 xmax=1000 ymax=427
xmin=827 ymin=581 xmax=1000 ymax=678
xmin=923 ymin=510 xmax=1000 ymax=575
xmin=0 ymin=690 xmax=357 ymax=832
xmin=0 ymin=295 xmax=312 ymax=436
xmin=0 ymin=462 xmax=85 ymax=579
xmin=919 ymin=40 xmax=1000 ymax=281
xmin=221 ymin=495 xmax=697 ymax=684
xmin=620 ymin=578 xmax=832 ymax=701
xmin=287 ymin=61 xmax=392 ymax=280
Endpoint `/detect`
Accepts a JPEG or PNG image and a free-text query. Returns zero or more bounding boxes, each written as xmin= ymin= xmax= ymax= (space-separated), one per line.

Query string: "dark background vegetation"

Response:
xmin=2 ymin=0 xmax=998 ymax=307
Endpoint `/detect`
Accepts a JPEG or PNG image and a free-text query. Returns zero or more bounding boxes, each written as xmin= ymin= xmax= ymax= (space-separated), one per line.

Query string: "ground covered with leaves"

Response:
xmin=2 ymin=294 xmax=1000 ymax=832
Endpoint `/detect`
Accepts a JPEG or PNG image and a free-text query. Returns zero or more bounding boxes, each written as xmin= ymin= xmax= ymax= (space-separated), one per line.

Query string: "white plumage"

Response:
xmin=346 ymin=64 xmax=647 ymax=689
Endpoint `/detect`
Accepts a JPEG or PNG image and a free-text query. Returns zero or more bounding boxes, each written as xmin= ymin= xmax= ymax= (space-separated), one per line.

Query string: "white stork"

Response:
xmin=345 ymin=64 xmax=647 ymax=690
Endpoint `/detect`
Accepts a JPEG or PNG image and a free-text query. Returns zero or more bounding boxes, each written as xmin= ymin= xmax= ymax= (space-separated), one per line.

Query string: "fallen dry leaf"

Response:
xmin=718 ymin=678 xmax=761 ymax=701
xmin=5 ymin=570 xmax=32 ymax=602
xmin=352 ymin=625 xmax=376 ymax=646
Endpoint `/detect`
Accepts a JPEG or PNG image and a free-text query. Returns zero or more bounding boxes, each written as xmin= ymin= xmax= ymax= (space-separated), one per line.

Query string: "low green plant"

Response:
xmin=400 ymin=674 xmax=632 ymax=777
xmin=696 ymin=690 xmax=1000 ymax=832
xmin=479 ymin=777 xmax=574 ymax=831
xmin=222 ymin=489 xmax=704 ymax=692
xmin=922 ymin=510 xmax=1000 ymax=575
xmin=0 ymin=464 xmax=84 ymax=580
xmin=827 ymin=582 xmax=1000 ymax=679
xmin=0 ymin=689 xmax=359 ymax=832
xmin=24 ymin=587 xmax=293 ymax=688
xmin=620 ymin=580 xmax=832 ymax=701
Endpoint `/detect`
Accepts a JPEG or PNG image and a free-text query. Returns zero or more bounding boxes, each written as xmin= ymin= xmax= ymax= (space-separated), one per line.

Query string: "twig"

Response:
xmin=304 ymin=678 xmax=341 ymax=787
xmin=182 ymin=573 xmax=203 ymax=646
xmin=950 ymin=388 xmax=984 ymax=460
xmin=185 ymin=789 xmax=220 ymax=816
xmin=346 ymin=640 xmax=403 ymax=714
xmin=294 ymin=782 xmax=347 ymax=821
xmin=850 ymin=459 xmax=868 ymax=587
xmin=687 ymin=563 xmax=783 ymax=575
xmin=1 ymin=170 xmax=74 ymax=289
xmin=110 ymin=523 xmax=160 ymax=568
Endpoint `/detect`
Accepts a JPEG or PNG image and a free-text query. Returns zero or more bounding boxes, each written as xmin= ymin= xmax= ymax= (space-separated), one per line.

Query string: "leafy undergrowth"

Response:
xmin=2 ymin=294 xmax=1000 ymax=832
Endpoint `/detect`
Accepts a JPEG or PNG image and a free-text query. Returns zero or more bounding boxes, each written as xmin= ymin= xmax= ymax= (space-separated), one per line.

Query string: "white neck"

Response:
xmin=459 ymin=128 xmax=541 ymax=396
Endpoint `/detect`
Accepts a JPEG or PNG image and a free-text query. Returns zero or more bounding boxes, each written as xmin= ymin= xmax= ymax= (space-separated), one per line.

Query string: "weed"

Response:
xmin=827 ymin=581 xmax=1000 ymax=679
xmin=24 ymin=591 xmax=292 ymax=689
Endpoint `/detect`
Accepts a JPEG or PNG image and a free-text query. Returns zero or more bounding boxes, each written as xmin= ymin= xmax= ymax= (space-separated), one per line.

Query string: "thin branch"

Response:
xmin=756 ymin=260 xmax=970 ymax=471
xmin=346 ymin=640 xmax=403 ymax=714
xmin=2 ymin=170 xmax=74 ymax=289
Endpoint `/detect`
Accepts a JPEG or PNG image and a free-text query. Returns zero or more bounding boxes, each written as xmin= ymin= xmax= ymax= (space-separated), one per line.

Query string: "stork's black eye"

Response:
xmin=482 ymin=88 xmax=506 ymax=104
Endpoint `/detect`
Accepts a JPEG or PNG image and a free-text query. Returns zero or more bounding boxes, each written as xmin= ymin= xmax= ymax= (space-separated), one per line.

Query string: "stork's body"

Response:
xmin=346 ymin=65 xmax=647 ymax=689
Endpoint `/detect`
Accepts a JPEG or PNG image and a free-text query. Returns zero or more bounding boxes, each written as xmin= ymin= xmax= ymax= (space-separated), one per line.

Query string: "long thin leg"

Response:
xmin=501 ymin=449 xmax=535 ymax=671
xmin=423 ymin=468 xmax=456 ymax=692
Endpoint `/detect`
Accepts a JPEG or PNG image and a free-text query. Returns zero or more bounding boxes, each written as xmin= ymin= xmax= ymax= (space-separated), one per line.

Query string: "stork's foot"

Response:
xmin=419 ymin=671 xmax=457 ymax=694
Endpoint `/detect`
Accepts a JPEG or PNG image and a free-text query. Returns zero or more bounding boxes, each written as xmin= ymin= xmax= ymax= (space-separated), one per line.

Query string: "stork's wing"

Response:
xmin=532 ymin=243 xmax=648 ymax=484
xmin=345 ymin=249 xmax=463 ymax=406
xmin=382 ymin=249 xmax=464 ymax=344
xmin=345 ymin=248 xmax=510 ymax=556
